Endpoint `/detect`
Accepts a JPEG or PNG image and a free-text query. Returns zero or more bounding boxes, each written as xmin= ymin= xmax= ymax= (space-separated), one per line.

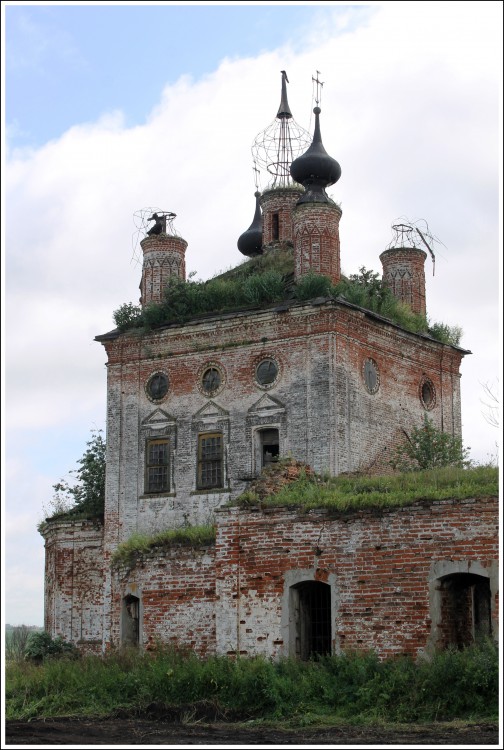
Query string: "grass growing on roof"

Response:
xmin=113 ymin=260 xmax=463 ymax=347
xmin=234 ymin=465 xmax=498 ymax=513
xmin=111 ymin=525 xmax=216 ymax=568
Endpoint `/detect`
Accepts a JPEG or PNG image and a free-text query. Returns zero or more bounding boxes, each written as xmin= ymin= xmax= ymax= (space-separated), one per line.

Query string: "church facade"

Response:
xmin=41 ymin=73 xmax=498 ymax=660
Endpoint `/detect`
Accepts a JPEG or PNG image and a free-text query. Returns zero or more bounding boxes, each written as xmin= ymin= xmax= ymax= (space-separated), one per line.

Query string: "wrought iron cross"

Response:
xmin=312 ymin=70 xmax=324 ymax=106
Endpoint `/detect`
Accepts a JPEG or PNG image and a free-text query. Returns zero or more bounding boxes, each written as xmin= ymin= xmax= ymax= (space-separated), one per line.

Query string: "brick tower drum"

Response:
xmin=140 ymin=217 xmax=187 ymax=307
xmin=380 ymin=246 xmax=427 ymax=316
xmin=293 ymin=201 xmax=342 ymax=284
xmin=260 ymin=187 xmax=304 ymax=250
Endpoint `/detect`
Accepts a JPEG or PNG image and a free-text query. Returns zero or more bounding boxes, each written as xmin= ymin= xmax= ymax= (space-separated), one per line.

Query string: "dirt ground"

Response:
xmin=5 ymin=718 xmax=499 ymax=746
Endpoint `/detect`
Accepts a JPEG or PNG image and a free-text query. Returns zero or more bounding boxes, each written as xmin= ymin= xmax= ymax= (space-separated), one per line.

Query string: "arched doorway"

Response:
xmin=438 ymin=573 xmax=491 ymax=649
xmin=291 ymin=581 xmax=332 ymax=660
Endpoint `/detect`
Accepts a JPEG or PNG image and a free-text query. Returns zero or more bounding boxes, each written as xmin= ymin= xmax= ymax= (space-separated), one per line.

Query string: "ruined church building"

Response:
xmin=41 ymin=72 xmax=498 ymax=660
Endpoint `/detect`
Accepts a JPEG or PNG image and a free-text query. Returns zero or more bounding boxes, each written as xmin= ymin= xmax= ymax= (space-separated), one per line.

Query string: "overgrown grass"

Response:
xmin=234 ymin=465 xmax=498 ymax=512
xmin=111 ymin=525 xmax=216 ymax=568
xmin=113 ymin=260 xmax=463 ymax=347
xmin=5 ymin=640 xmax=498 ymax=724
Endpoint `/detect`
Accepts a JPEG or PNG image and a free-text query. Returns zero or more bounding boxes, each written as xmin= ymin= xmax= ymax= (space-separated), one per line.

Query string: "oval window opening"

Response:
xmin=363 ymin=358 xmax=379 ymax=394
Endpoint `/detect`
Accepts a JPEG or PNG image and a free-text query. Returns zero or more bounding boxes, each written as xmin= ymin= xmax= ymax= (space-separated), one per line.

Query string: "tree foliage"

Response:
xmin=24 ymin=631 xmax=79 ymax=662
xmin=45 ymin=430 xmax=106 ymax=522
xmin=390 ymin=415 xmax=471 ymax=472
xmin=5 ymin=626 xmax=36 ymax=661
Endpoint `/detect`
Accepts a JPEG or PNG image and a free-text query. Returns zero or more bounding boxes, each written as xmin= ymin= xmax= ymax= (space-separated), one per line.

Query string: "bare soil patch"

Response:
xmin=5 ymin=717 xmax=499 ymax=746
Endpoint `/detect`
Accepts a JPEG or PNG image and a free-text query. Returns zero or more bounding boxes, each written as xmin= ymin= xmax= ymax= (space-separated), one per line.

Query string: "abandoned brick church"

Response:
xmin=41 ymin=73 xmax=498 ymax=660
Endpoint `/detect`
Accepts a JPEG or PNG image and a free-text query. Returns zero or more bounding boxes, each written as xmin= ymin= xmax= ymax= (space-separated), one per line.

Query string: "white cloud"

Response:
xmin=5 ymin=2 xmax=501 ymax=625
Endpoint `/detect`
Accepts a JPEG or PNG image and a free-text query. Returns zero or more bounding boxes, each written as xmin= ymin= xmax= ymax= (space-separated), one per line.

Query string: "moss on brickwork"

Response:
xmin=234 ymin=459 xmax=498 ymax=512
xmin=111 ymin=525 xmax=216 ymax=569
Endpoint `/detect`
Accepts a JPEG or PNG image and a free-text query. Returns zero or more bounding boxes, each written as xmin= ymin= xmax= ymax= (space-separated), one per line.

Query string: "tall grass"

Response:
xmin=235 ymin=465 xmax=498 ymax=512
xmin=113 ymin=261 xmax=462 ymax=347
xmin=111 ymin=525 xmax=216 ymax=568
xmin=6 ymin=640 xmax=498 ymax=724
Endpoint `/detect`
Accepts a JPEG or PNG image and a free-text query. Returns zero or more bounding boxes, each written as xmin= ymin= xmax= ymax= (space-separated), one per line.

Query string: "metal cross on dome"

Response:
xmin=312 ymin=70 xmax=324 ymax=107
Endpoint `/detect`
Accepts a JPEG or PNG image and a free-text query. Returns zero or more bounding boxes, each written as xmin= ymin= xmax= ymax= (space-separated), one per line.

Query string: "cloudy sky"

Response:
xmin=3 ymin=1 xmax=502 ymax=627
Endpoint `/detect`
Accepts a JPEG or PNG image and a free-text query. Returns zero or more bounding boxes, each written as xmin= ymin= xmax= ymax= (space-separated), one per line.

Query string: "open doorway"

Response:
xmin=291 ymin=581 xmax=332 ymax=660
xmin=122 ymin=594 xmax=140 ymax=646
xmin=437 ymin=573 xmax=491 ymax=649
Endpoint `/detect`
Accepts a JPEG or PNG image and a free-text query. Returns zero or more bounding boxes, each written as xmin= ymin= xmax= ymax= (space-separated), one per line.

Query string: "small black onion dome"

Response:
xmin=290 ymin=107 xmax=341 ymax=203
xmin=237 ymin=192 xmax=263 ymax=257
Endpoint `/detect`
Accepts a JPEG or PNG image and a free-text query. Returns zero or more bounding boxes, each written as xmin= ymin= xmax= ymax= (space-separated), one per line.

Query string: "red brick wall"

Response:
xmin=43 ymin=496 xmax=497 ymax=659
xmin=213 ymin=496 xmax=498 ymax=659
xmin=111 ymin=544 xmax=216 ymax=654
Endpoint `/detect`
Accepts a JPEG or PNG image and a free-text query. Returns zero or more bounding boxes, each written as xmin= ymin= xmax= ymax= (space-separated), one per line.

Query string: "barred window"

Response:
xmin=145 ymin=439 xmax=169 ymax=493
xmin=197 ymin=433 xmax=223 ymax=490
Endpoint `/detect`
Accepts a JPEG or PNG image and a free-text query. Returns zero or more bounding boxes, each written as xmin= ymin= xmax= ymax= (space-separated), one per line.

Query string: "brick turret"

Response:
xmin=292 ymin=201 xmax=342 ymax=283
xmin=139 ymin=212 xmax=187 ymax=307
xmin=290 ymin=105 xmax=342 ymax=284
xmin=380 ymin=224 xmax=428 ymax=316
xmin=260 ymin=186 xmax=303 ymax=250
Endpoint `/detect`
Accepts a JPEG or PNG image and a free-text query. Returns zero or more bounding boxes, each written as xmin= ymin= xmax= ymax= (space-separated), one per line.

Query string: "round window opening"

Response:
xmin=256 ymin=358 xmax=279 ymax=387
xmin=146 ymin=372 xmax=169 ymax=402
xmin=363 ymin=358 xmax=380 ymax=394
xmin=420 ymin=378 xmax=436 ymax=410
xmin=202 ymin=366 xmax=222 ymax=396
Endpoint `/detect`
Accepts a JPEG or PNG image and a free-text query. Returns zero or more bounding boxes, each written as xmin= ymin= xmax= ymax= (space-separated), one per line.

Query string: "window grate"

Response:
xmin=198 ymin=433 xmax=223 ymax=489
xmin=145 ymin=439 xmax=169 ymax=493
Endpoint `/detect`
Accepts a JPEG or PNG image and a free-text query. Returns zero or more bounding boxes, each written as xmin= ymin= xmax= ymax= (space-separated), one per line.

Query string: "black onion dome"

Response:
xmin=290 ymin=107 xmax=341 ymax=204
xmin=237 ymin=192 xmax=263 ymax=257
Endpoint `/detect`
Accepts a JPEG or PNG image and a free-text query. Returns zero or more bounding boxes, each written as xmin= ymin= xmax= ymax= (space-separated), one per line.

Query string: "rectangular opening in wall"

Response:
xmin=272 ymin=213 xmax=279 ymax=241
xmin=122 ymin=595 xmax=140 ymax=646
xmin=197 ymin=432 xmax=223 ymax=489
xmin=145 ymin=438 xmax=169 ymax=493
xmin=260 ymin=428 xmax=279 ymax=469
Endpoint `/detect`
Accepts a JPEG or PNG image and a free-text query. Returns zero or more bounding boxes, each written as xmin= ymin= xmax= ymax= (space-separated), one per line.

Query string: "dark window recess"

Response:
xmin=202 ymin=367 xmax=221 ymax=396
xmin=146 ymin=439 xmax=169 ymax=493
xmin=198 ymin=433 xmax=223 ymax=489
xmin=122 ymin=595 xmax=140 ymax=646
xmin=293 ymin=581 xmax=331 ymax=660
xmin=147 ymin=372 xmax=169 ymax=401
xmin=260 ymin=428 xmax=279 ymax=468
xmin=272 ymin=213 xmax=280 ymax=241
xmin=363 ymin=358 xmax=379 ymax=394
xmin=421 ymin=379 xmax=435 ymax=408
xmin=256 ymin=359 xmax=278 ymax=386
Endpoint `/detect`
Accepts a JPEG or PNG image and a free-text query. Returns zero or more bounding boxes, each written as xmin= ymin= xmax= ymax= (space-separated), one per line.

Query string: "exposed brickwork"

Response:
xmin=293 ymin=202 xmax=342 ymax=284
xmin=212 ymin=497 xmax=498 ymax=660
xmin=140 ymin=234 xmax=187 ymax=306
xmin=42 ymin=519 xmax=104 ymax=655
xmin=110 ymin=544 xmax=217 ymax=654
xmin=380 ymin=247 xmax=427 ymax=316
xmin=43 ymin=495 xmax=497 ymax=659
xmin=260 ymin=187 xmax=303 ymax=249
